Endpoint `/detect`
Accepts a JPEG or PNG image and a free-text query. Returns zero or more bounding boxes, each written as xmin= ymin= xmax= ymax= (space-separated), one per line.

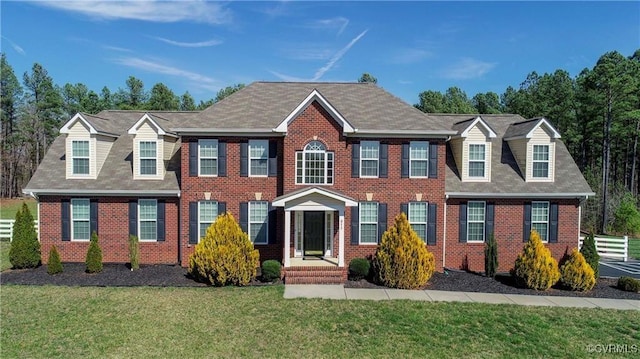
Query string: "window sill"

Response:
xmin=70 ymin=239 xmax=90 ymax=242
xmin=358 ymin=242 xmax=378 ymax=246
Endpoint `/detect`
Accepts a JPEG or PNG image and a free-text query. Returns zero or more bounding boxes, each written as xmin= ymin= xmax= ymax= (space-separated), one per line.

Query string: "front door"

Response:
xmin=303 ymin=211 xmax=324 ymax=257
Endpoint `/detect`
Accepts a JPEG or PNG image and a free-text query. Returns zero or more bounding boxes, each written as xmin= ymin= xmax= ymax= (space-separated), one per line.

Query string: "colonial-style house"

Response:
xmin=24 ymin=82 xmax=594 ymax=283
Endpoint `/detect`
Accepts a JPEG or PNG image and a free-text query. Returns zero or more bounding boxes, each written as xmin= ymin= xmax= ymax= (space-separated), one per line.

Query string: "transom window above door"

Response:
xmin=296 ymin=141 xmax=334 ymax=185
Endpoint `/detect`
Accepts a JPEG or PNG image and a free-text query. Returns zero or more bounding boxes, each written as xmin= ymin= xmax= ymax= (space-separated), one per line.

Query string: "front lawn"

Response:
xmin=0 ymin=240 xmax=10 ymax=271
xmin=2 ymin=285 xmax=638 ymax=358
xmin=0 ymin=198 xmax=37 ymax=219
xmin=629 ymin=238 xmax=640 ymax=260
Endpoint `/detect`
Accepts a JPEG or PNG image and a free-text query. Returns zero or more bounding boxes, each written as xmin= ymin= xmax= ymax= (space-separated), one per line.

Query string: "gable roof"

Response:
xmin=451 ymin=116 xmax=497 ymax=138
xmin=273 ymin=89 xmax=355 ymax=134
xmin=503 ymin=117 xmax=561 ymax=140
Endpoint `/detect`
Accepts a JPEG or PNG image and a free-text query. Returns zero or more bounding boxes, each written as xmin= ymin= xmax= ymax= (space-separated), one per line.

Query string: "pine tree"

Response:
xmin=484 ymin=232 xmax=498 ymax=278
xmin=85 ymin=231 xmax=103 ymax=273
xmin=580 ymin=232 xmax=600 ymax=278
xmin=9 ymin=203 xmax=41 ymax=268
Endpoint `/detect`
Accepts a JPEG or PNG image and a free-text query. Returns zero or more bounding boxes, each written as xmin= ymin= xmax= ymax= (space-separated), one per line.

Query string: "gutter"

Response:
xmin=172 ymin=128 xmax=283 ymax=137
xmin=444 ymin=192 xmax=596 ymax=199
xmin=345 ymin=129 xmax=456 ymax=139
xmin=23 ymin=189 xmax=181 ymax=197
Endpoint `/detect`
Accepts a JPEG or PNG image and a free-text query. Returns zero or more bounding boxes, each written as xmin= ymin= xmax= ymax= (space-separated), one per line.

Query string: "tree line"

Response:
xmin=1 ymin=50 xmax=638 ymax=234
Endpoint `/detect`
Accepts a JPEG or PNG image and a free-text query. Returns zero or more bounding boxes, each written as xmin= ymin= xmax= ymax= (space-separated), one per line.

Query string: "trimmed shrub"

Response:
xmin=85 ymin=231 xmax=103 ymax=273
xmin=560 ymin=249 xmax=595 ymax=291
xmin=511 ymin=230 xmax=560 ymax=291
xmin=188 ymin=213 xmax=260 ymax=286
xmin=9 ymin=203 xmax=41 ymax=269
xmin=261 ymin=260 xmax=281 ymax=282
xmin=373 ymin=213 xmax=435 ymax=289
xmin=47 ymin=245 xmax=63 ymax=275
xmin=348 ymin=258 xmax=370 ymax=281
xmin=484 ymin=232 xmax=498 ymax=278
xmin=580 ymin=232 xmax=599 ymax=278
xmin=617 ymin=276 xmax=640 ymax=293
xmin=129 ymin=235 xmax=140 ymax=270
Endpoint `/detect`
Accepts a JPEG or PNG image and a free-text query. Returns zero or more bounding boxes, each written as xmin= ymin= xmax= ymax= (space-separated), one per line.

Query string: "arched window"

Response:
xmin=295 ymin=141 xmax=334 ymax=184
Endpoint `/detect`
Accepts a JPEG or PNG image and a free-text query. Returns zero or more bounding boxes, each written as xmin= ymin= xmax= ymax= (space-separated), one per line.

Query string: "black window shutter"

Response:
xmin=400 ymin=203 xmax=408 ymax=216
xmin=268 ymin=204 xmax=277 ymax=244
xmin=189 ymin=202 xmax=198 ymax=244
xmin=189 ymin=141 xmax=198 ymax=177
xmin=427 ymin=203 xmax=437 ymax=245
xmin=379 ymin=143 xmax=388 ymax=178
xmin=239 ymin=202 xmax=248 ymax=233
xmin=549 ymin=203 xmax=559 ymax=243
xmin=401 ymin=143 xmax=409 ymax=178
xmin=61 ymin=200 xmax=70 ymax=241
xmin=218 ymin=141 xmax=227 ymax=177
xmin=377 ymin=203 xmax=387 ymax=244
xmin=157 ymin=200 xmax=165 ymax=242
xmin=351 ymin=143 xmax=360 ymax=178
xmin=459 ymin=202 xmax=467 ymax=243
xmin=523 ymin=202 xmax=532 ymax=242
xmin=129 ymin=200 xmax=137 ymax=237
xmin=268 ymin=140 xmax=278 ymax=177
xmin=429 ymin=142 xmax=438 ymax=178
xmin=240 ymin=142 xmax=248 ymax=177
xmin=218 ymin=202 xmax=226 ymax=216
xmin=485 ymin=202 xmax=495 ymax=240
xmin=90 ymin=199 xmax=98 ymax=235
xmin=350 ymin=206 xmax=359 ymax=245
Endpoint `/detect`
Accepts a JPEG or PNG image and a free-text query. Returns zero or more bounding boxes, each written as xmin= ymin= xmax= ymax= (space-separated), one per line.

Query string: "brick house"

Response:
xmin=24 ymin=82 xmax=594 ymax=282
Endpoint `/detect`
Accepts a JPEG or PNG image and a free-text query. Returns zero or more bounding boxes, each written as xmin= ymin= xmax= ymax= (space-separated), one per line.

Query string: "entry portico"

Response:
xmin=272 ymin=187 xmax=358 ymax=268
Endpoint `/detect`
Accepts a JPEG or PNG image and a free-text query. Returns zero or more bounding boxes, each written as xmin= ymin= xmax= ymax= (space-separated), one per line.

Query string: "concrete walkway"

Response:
xmin=283 ymin=285 xmax=640 ymax=310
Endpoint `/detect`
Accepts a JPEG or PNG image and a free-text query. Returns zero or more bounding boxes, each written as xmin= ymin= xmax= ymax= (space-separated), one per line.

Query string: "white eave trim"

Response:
xmin=458 ymin=117 xmax=497 ymax=138
xmin=445 ymin=192 xmax=595 ymax=199
xmin=59 ymin=113 xmax=118 ymax=138
xmin=23 ymin=189 xmax=181 ymax=197
xmin=128 ymin=113 xmax=178 ymax=138
xmin=171 ymin=128 xmax=283 ymax=137
xmin=273 ymin=89 xmax=356 ymax=135
xmin=504 ymin=118 xmax=561 ymax=141
xmin=272 ymin=187 xmax=358 ymax=207
xmin=349 ymin=129 xmax=456 ymax=138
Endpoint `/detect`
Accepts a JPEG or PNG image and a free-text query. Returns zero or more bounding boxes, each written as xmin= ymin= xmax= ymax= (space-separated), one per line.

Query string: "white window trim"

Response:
xmin=249 ymin=201 xmax=268 ymax=245
xmin=467 ymin=201 xmax=486 ymax=243
xmin=71 ymin=198 xmax=90 ymax=241
xmin=467 ymin=143 xmax=488 ymax=180
xmin=532 ymin=144 xmax=551 ymax=180
xmin=198 ymin=200 xmax=218 ymax=243
xmin=71 ymin=140 xmax=91 ymax=177
xmin=359 ymin=202 xmax=378 ymax=245
xmin=138 ymin=140 xmax=159 ymax=177
xmin=531 ymin=201 xmax=550 ymax=243
xmin=249 ymin=140 xmax=269 ymax=177
xmin=295 ymin=142 xmax=334 ymax=185
xmin=408 ymin=202 xmax=429 ymax=242
xmin=138 ymin=199 xmax=158 ymax=242
xmin=198 ymin=139 xmax=218 ymax=177
xmin=360 ymin=141 xmax=379 ymax=178
xmin=409 ymin=141 xmax=429 ymax=178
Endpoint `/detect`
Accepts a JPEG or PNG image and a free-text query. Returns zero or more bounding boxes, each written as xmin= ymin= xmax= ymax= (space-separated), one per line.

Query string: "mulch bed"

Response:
xmin=2 ymin=264 xmax=638 ymax=300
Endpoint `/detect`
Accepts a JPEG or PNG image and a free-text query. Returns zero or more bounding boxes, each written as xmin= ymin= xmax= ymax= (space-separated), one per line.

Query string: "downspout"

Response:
xmin=577 ymin=195 xmax=589 ymax=247
xmin=443 ymin=194 xmax=448 ymax=271
xmin=177 ymin=191 xmax=182 ymax=267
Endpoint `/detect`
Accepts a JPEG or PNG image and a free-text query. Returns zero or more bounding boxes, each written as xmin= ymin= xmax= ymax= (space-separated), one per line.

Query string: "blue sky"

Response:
xmin=2 ymin=1 xmax=638 ymax=105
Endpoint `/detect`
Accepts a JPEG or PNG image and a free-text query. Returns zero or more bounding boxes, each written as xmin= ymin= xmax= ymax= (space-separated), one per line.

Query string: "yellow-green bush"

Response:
xmin=511 ymin=230 xmax=560 ymax=291
xmin=373 ymin=213 xmax=434 ymax=289
xmin=560 ymin=249 xmax=595 ymax=291
xmin=188 ymin=213 xmax=259 ymax=286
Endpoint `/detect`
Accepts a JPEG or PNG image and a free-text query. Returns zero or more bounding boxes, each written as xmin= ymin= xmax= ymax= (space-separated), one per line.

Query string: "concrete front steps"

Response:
xmin=284 ymin=266 xmax=346 ymax=284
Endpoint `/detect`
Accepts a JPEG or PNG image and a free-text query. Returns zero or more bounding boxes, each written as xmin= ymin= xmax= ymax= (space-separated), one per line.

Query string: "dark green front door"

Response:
xmin=304 ymin=212 xmax=324 ymax=256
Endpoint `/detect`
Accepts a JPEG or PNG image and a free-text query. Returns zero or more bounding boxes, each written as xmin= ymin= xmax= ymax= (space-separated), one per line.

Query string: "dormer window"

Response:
xmin=468 ymin=144 xmax=486 ymax=178
xmin=532 ymin=145 xmax=550 ymax=178
xmin=139 ymin=141 xmax=158 ymax=176
xmin=72 ymin=140 xmax=90 ymax=175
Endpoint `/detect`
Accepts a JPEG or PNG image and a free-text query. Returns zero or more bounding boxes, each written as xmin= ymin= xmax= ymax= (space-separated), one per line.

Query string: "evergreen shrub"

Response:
xmin=511 ymin=230 xmax=560 ymax=291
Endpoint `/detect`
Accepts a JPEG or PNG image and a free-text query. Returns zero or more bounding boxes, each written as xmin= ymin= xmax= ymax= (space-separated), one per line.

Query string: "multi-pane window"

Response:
xmin=360 ymin=141 xmax=379 ymax=177
xmin=199 ymin=201 xmax=218 ymax=240
xmin=199 ymin=139 xmax=218 ymax=176
xmin=249 ymin=140 xmax=268 ymax=176
xmin=468 ymin=144 xmax=486 ymax=178
xmin=359 ymin=202 xmax=378 ymax=244
xmin=249 ymin=201 xmax=268 ymax=244
xmin=410 ymin=141 xmax=429 ymax=177
xmin=72 ymin=140 xmax=90 ymax=175
xmin=295 ymin=141 xmax=334 ymax=185
xmin=531 ymin=201 xmax=549 ymax=241
xmin=408 ymin=202 xmax=428 ymax=241
xmin=139 ymin=199 xmax=157 ymax=241
xmin=467 ymin=201 xmax=486 ymax=242
xmin=71 ymin=199 xmax=90 ymax=240
xmin=139 ymin=141 xmax=157 ymax=175
xmin=532 ymin=145 xmax=549 ymax=178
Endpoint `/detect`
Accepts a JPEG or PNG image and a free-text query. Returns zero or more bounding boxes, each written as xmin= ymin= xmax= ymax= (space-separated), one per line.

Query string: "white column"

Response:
xmin=284 ymin=210 xmax=291 ymax=267
xmin=338 ymin=208 xmax=345 ymax=267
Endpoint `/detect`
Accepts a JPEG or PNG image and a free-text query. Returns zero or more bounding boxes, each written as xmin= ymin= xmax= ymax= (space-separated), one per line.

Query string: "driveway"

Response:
xmin=599 ymin=260 xmax=640 ymax=279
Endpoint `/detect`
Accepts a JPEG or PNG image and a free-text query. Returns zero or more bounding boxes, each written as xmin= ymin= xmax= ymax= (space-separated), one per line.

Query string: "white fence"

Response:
xmin=579 ymin=235 xmax=628 ymax=261
xmin=0 ymin=219 xmax=39 ymax=241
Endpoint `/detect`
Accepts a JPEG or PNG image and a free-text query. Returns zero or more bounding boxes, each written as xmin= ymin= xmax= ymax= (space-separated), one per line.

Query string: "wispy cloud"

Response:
xmin=1 ymin=36 xmax=25 ymax=55
xmin=102 ymin=45 xmax=132 ymax=53
xmin=441 ymin=58 xmax=497 ymax=80
xmin=391 ymin=48 xmax=431 ymax=64
xmin=152 ymin=37 xmax=223 ymax=48
xmin=36 ymin=1 xmax=232 ymax=25
xmin=309 ymin=17 xmax=349 ymax=35
xmin=282 ymin=45 xmax=333 ymax=61
xmin=272 ymin=30 xmax=368 ymax=82
xmin=111 ymin=57 xmax=219 ymax=91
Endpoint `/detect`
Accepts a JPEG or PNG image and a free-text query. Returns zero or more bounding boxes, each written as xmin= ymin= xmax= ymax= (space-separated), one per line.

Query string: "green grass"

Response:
xmin=2 ymin=286 xmax=639 ymax=358
xmin=629 ymin=238 xmax=640 ymax=260
xmin=0 ymin=241 xmax=10 ymax=271
xmin=0 ymin=198 xmax=37 ymax=219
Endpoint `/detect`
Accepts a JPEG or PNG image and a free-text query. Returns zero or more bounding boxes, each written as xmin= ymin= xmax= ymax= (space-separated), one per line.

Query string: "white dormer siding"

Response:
xmin=132 ymin=120 xmax=164 ymax=180
xmin=508 ymin=123 xmax=557 ymax=182
xmin=451 ymin=119 xmax=494 ymax=182
xmin=65 ymin=120 xmax=96 ymax=179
